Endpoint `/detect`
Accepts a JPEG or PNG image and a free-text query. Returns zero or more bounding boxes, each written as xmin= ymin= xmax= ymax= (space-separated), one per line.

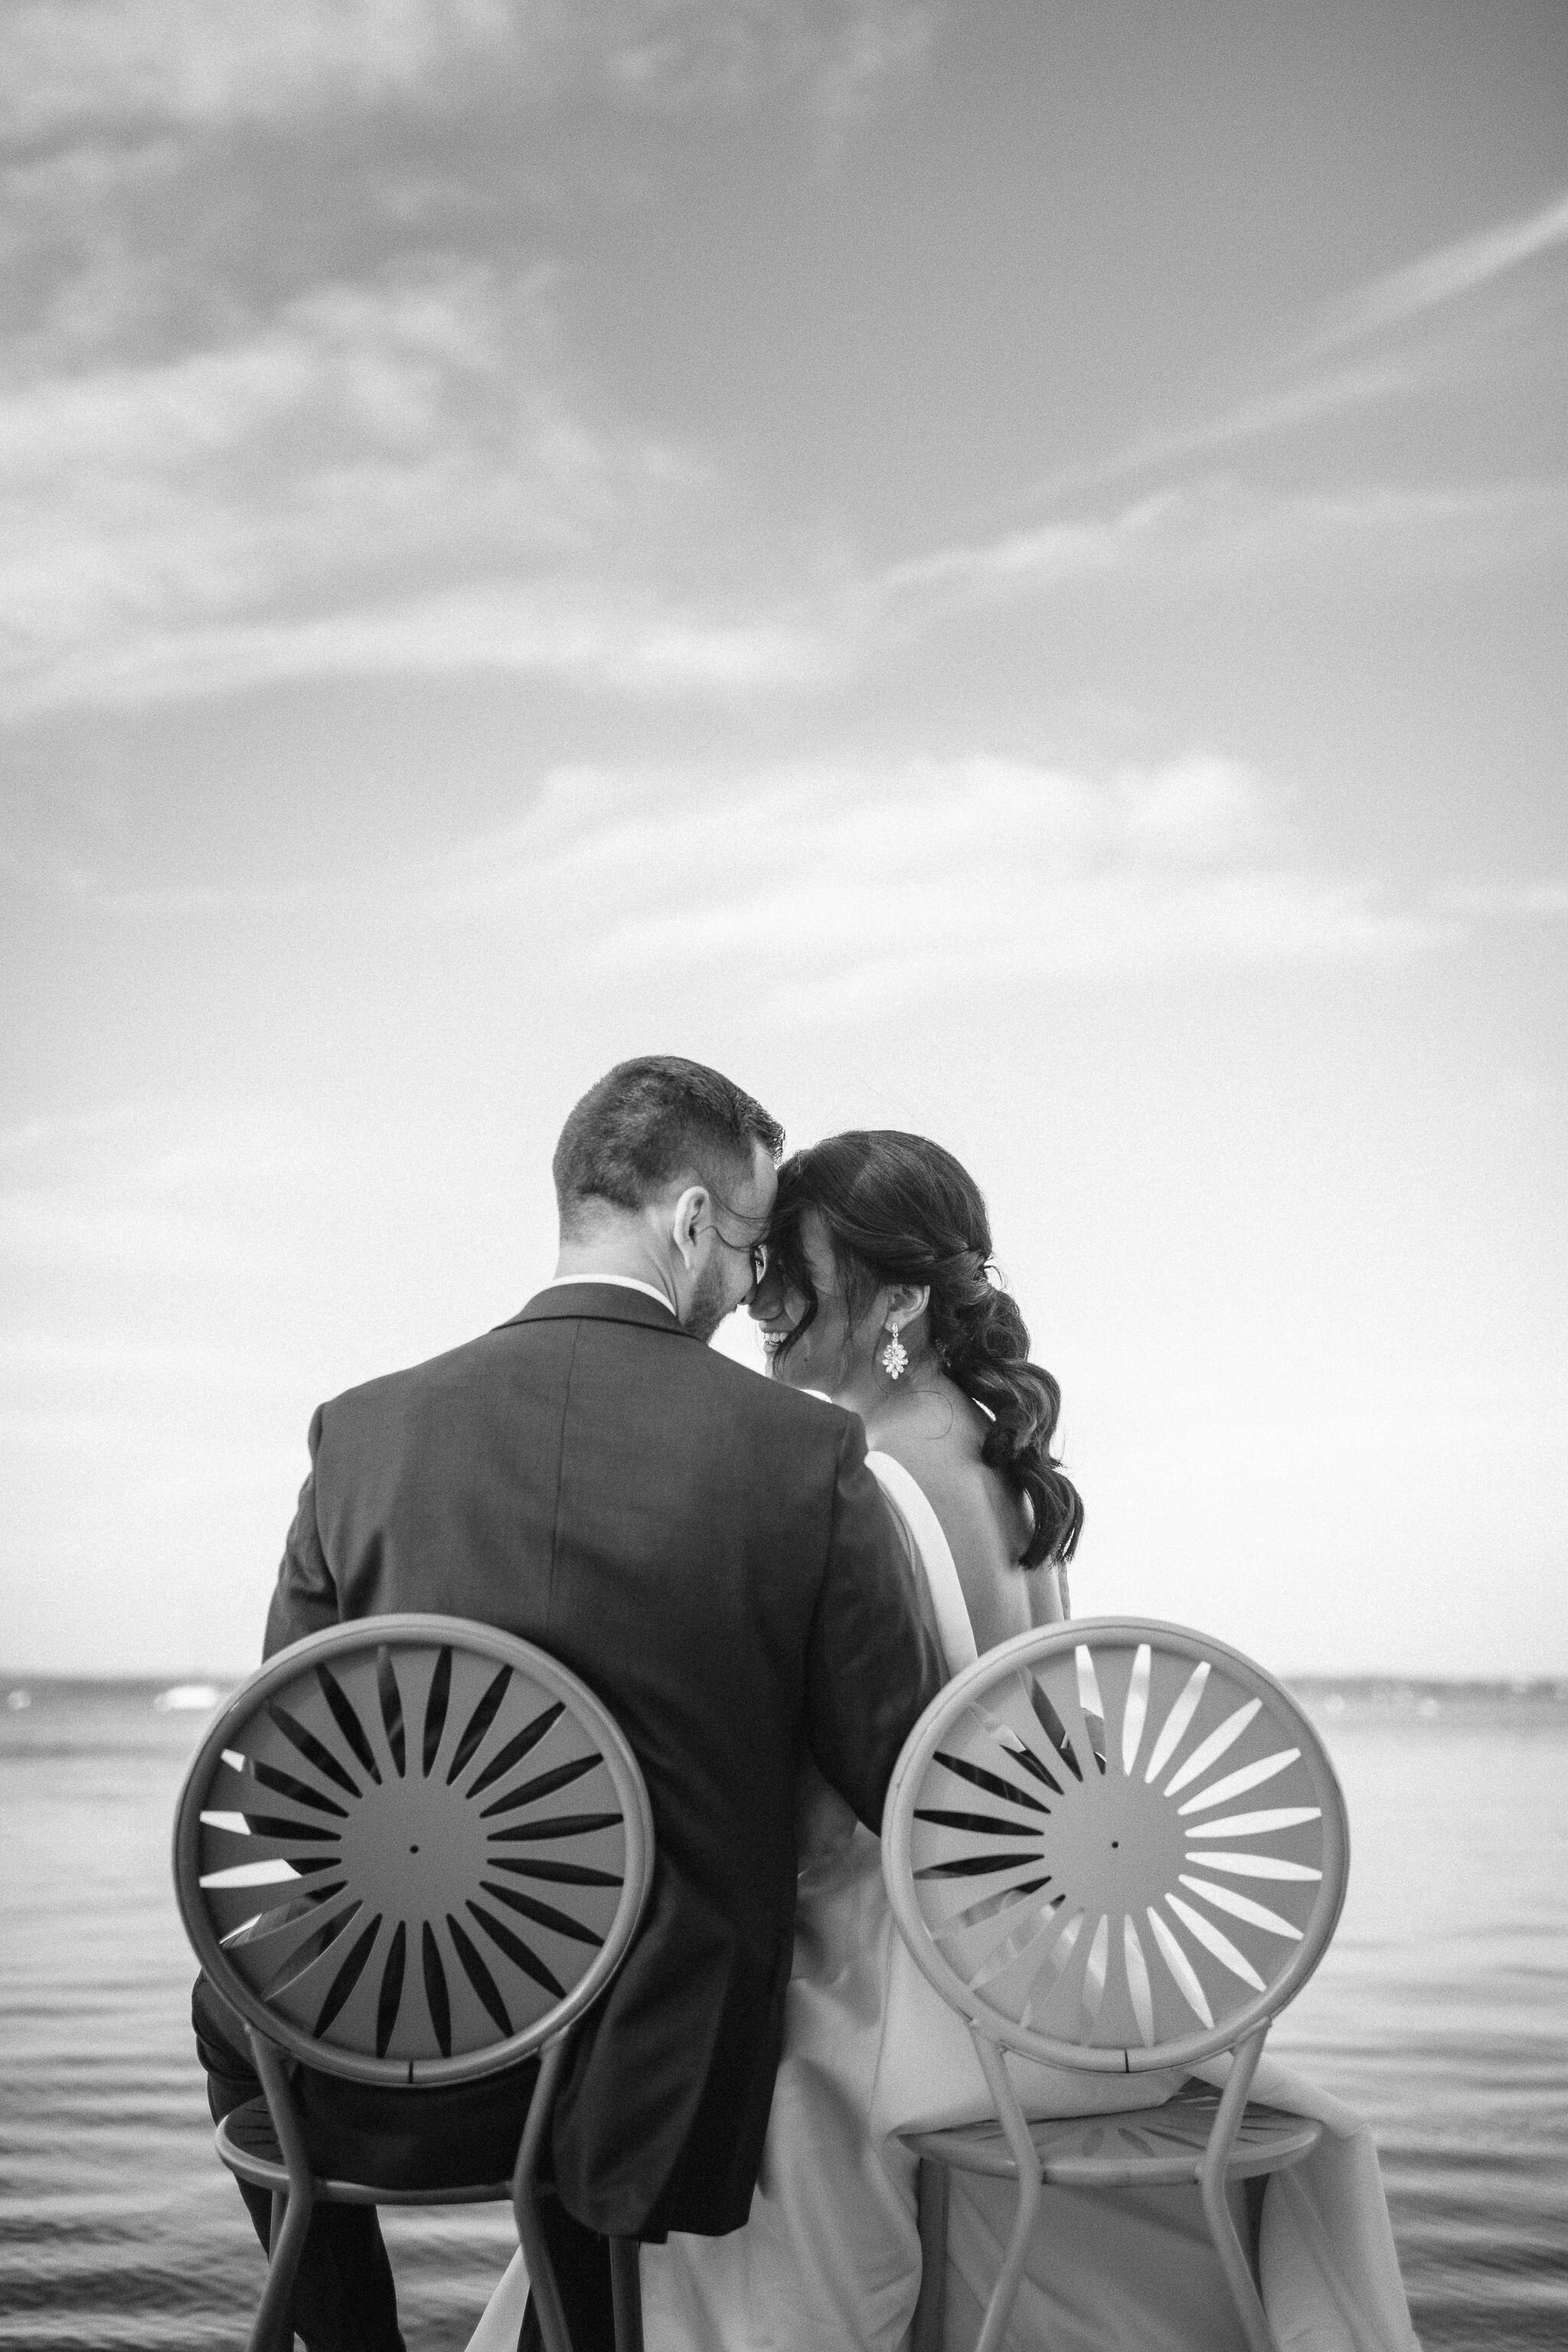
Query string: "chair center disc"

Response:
xmin=334 ymin=1774 xmax=492 ymax=1917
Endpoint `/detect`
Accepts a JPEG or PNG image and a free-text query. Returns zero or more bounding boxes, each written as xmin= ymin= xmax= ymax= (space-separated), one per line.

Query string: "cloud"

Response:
xmin=4 ymin=0 xmax=512 ymax=144
xmin=867 ymin=474 xmax=1568 ymax=630
xmin=0 ymin=2 xmax=941 ymax=711
xmin=389 ymin=759 xmax=1450 ymax=1016
xmin=1021 ymin=358 xmax=1419 ymax=510
xmin=8 ymin=579 xmax=828 ymax=716
xmin=4 ymin=22 xmax=1558 ymax=717
xmin=3 ymin=0 xmax=935 ymax=148
xmin=7 ymin=332 xmax=1563 ymax=705
xmin=1 ymin=759 xmax=1474 ymax=992
xmin=0 ymin=3 xmax=939 ymax=403
xmin=0 ymin=260 xmax=749 ymax=710
xmin=1312 ymin=185 xmax=1568 ymax=354
xmin=1004 ymin=189 xmax=1568 ymax=539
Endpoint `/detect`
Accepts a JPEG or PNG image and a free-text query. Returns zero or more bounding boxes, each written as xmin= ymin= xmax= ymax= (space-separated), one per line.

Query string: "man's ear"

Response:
xmin=668 ymin=1184 xmax=708 ymax=1272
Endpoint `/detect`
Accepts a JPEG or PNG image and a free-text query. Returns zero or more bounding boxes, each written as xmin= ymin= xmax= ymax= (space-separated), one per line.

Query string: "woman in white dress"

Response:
xmin=643 ymin=1129 xmax=1088 ymax=2352
xmin=472 ymin=1132 xmax=1416 ymax=2352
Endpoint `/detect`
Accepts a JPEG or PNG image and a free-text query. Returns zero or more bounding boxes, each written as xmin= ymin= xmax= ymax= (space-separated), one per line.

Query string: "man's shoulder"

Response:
xmin=318 ymin=1325 xmax=524 ymax=1424
xmin=690 ymin=1345 xmax=855 ymax=1434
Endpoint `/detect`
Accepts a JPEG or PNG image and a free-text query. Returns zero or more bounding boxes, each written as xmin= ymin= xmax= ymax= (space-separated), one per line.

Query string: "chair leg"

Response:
xmin=247 ymin=2187 xmax=314 ymax=2352
xmin=971 ymin=2035 xmax=1044 ymax=2352
xmin=609 ymin=2237 xmax=644 ymax=2352
xmin=912 ymin=2160 xmax=949 ymax=2352
xmin=1198 ymin=2027 xmax=1278 ymax=2352
xmin=248 ymin=2034 xmax=317 ymax=2352
xmin=511 ymin=2037 xmax=574 ymax=2352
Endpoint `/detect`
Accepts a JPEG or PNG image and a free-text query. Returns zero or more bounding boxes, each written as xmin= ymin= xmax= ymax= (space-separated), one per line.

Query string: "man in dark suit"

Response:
xmin=193 ymin=1054 xmax=944 ymax=2350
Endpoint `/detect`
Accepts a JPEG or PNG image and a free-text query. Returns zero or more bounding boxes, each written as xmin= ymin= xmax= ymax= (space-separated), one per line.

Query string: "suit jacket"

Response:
xmin=263 ymin=1281 xmax=945 ymax=2237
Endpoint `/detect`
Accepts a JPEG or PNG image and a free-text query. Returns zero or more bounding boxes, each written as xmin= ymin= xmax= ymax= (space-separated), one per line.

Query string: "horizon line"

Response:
xmin=5 ymin=1668 xmax=1567 ymax=1694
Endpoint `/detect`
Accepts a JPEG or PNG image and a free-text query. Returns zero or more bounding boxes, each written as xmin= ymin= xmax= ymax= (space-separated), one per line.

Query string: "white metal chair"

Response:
xmin=883 ymin=1617 xmax=1350 ymax=2352
xmin=172 ymin=1615 xmax=655 ymax=2352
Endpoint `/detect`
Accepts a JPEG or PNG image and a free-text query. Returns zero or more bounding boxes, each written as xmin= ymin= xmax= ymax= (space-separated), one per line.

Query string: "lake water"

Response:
xmin=1 ymin=1677 xmax=1565 ymax=2349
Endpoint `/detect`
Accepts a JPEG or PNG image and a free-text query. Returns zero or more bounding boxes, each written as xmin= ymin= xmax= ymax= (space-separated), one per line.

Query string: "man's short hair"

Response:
xmin=553 ymin=1056 xmax=784 ymax=1232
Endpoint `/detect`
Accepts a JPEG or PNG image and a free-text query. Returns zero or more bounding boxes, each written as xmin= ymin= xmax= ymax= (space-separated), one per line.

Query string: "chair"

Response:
xmin=172 ymin=1614 xmax=655 ymax=2352
xmin=883 ymin=1617 xmax=1350 ymax=2352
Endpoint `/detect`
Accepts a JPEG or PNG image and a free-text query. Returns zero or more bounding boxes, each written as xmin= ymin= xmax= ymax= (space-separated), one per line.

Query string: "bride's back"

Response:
xmin=864 ymin=1380 xmax=1050 ymax=1655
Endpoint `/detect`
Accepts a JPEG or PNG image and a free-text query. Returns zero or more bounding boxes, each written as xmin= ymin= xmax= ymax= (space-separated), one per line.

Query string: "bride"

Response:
xmin=643 ymin=1127 xmax=1088 ymax=2351
xmin=471 ymin=1131 xmax=1416 ymax=2352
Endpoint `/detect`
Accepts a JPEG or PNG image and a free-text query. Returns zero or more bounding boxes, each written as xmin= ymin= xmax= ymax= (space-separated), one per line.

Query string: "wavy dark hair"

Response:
xmin=767 ymin=1132 xmax=1083 ymax=1569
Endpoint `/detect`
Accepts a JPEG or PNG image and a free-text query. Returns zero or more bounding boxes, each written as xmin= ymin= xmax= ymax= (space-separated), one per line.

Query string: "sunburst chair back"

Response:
xmin=883 ymin=1618 xmax=1350 ymax=2352
xmin=173 ymin=1615 xmax=654 ymax=2352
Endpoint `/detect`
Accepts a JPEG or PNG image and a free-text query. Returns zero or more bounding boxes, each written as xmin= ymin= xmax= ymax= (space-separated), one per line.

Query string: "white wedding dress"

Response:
xmin=468 ymin=1452 xmax=1417 ymax=2352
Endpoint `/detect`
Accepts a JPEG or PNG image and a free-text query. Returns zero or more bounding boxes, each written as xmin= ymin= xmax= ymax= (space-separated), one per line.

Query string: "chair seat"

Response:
xmin=217 ymin=2099 xmax=514 ymax=2208
xmin=905 ymin=2079 xmax=1323 ymax=2189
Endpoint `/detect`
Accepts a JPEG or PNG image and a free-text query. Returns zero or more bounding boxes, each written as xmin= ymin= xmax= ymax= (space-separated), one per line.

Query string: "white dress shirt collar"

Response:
xmin=534 ymin=1272 xmax=678 ymax=1318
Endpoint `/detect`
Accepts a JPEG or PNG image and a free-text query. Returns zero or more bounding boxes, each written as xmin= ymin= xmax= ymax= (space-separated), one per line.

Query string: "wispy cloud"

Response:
xmin=0 ymin=0 xmax=937 ymax=711
xmin=824 ymin=200 xmax=1568 ymax=639
xmin=4 ymin=0 xmax=515 ymax=144
xmin=867 ymin=473 xmax=1568 ymax=632
xmin=3 ymin=0 xmax=935 ymax=146
xmin=1312 ymin=185 xmax=1568 ymax=355
xmin=1019 ymin=358 xmax=1419 ymax=511
xmin=4 ymin=16 xmax=1559 ymax=715
xmin=0 ymin=260 xmax=749 ymax=710
xmin=8 ymin=361 xmax=1563 ymax=707
xmin=1006 ymin=188 xmax=1568 ymax=541
xmin=385 ymin=760 xmax=1451 ymax=1017
xmin=8 ymin=580 xmax=828 ymax=716
xmin=8 ymin=760 xmax=1515 ymax=985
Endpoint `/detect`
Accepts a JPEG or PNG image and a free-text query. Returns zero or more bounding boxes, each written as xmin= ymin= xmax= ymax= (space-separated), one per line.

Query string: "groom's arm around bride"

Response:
xmin=198 ymin=1054 xmax=944 ymax=2352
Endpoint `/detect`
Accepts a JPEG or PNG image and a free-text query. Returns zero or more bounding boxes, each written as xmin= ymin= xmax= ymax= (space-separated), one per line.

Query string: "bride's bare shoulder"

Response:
xmin=867 ymin=1387 xmax=1026 ymax=1568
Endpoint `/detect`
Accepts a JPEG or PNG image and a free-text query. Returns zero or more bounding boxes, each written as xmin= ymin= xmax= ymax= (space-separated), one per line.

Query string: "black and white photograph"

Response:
xmin=2 ymin=5 xmax=1565 ymax=2348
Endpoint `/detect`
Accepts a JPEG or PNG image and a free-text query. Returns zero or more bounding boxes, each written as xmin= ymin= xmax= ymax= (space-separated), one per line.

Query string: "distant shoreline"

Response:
xmin=5 ymin=1671 xmax=1568 ymax=1700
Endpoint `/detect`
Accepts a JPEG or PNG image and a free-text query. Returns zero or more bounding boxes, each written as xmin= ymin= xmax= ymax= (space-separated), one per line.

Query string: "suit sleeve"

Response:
xmin=263 ymin=1405 xmax=341 ymax=1658
xmin=803 ymin=1417 xmax=946 ymax=1833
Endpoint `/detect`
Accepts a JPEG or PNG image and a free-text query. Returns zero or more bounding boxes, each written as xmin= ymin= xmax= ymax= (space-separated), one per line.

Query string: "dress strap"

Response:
xmin=865 ymin=1450 xmax=980 ymax=1678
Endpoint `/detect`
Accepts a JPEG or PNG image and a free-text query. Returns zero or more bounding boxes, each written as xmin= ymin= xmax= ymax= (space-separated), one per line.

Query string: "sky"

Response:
xmin=2 ymin=0 xmax=1565 ymax=1679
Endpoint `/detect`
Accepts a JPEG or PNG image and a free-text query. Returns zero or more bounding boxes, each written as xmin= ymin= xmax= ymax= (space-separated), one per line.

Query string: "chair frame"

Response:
xmin=883 ymin=1617 xmax=1351 ymax=2352
xmin=173 ymin=1615 xmax=655 ymax=2352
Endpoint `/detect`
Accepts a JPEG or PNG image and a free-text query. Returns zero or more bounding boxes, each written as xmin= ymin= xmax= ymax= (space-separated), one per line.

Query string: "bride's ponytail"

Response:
xmin=928 ymin=1256 xmax=1082 ymax=1568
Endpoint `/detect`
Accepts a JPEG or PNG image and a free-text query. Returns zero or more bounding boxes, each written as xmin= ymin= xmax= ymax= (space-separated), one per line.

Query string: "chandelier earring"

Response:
xmin=879 ymin=1318 xmax=910 ymax=1381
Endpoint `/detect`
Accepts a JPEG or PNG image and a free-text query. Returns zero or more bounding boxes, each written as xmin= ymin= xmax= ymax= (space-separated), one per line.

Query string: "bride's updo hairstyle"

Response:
xmin=769 ymin=1132 xmax=1083 ymax=1570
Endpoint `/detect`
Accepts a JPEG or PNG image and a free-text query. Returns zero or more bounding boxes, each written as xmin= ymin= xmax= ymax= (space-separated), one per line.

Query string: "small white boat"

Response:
xmin=154 ymin=1682 xmax=224 ymax=1713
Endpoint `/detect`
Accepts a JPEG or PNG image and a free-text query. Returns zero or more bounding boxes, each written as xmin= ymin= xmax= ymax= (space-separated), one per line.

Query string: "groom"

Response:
xmin=192 ymin=1054 xmax=944 ymax=2350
